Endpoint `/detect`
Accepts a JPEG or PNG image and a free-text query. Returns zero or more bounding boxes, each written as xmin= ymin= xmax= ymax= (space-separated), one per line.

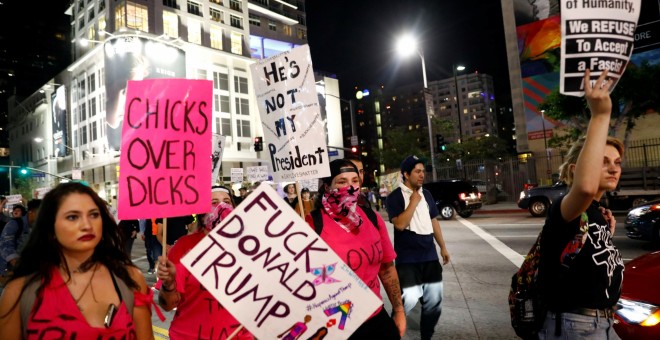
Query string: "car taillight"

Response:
xmin=651 ymin=204 xmax=660 ymax=211
xmin=459 ymin=193 xmax=467 ymax=200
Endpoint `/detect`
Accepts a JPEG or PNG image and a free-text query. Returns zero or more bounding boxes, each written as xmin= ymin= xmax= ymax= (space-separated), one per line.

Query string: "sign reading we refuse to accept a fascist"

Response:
xmin=181 ymin=183 xmax=382 ymax=339
xmin=118 ymin=79 xmax=212 ymax=219
xmin=560 ymin=0 xmax=641 ymax=96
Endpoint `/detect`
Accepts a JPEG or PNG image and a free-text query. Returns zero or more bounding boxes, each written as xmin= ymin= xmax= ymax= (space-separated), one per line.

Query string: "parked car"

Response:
xmin=624 ymin=200 xmax=660 ymax=243
xmin=423 ymin=180 xmax=483 ymax=220
xmin=614 ymin=251 xmax=660 ymax=339
xmin=517 ymin=181 xmax=567 ymax=217
xmin=470 ymin=180 xmax=502 ymax=193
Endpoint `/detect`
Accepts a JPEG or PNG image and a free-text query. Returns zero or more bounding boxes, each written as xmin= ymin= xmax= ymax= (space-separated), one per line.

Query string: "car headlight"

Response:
xmin=616 ymin=298 xmax=660 ymax=326
xmin=519 ymin=191 xmax=527 ymax=200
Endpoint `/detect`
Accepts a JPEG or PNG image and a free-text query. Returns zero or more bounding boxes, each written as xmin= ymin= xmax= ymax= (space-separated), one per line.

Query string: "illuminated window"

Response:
xmin=283 ymin=25 xmax=292 ymax=36
xmin=297 ymin=28 xmax=306 ymax=39
xmin=98 ymin=16 xmax=106 ymax=34
xmin=115 ymin=1 xmax=149 ymax=32
xmin=163 ymin=11 xmax=178 ymax=38
xmin=188 ymin=19 xmax=202 ymax=44
xmin=231 ymin=31 xmax=242 ymax=55
xmin=210 ymin=25 xmax=223 ymax=50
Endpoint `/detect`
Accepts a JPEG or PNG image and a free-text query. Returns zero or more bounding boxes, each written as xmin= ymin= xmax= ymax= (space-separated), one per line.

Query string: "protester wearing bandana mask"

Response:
xmin=306 ymin=159 xmax=406 ymax=339
xmin=157 ymin=186 xmax=253 ymax=340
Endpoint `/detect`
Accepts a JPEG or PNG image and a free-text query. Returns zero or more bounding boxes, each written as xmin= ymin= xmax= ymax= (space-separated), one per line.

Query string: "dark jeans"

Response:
xmin=145 ymin=233 xmax=160 ymax=271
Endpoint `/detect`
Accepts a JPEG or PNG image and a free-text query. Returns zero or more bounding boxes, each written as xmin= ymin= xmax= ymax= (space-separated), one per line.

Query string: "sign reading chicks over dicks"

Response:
xmin=181 ymin=183 xmax=382 ymax=339
xmin=118 ymin=79 xmax=212 ymax=219
xmin=250 ymin=44 xmax=330 ymax=182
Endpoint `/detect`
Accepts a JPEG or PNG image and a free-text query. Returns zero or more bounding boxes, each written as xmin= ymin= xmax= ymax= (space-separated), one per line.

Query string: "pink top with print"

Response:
xmin=26 ymin=268 xmax=136 ymax=339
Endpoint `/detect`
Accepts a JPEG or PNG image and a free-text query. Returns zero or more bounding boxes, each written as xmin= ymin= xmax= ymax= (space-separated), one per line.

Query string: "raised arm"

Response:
xmin=560 ymin=69 xmax=613 ymax=221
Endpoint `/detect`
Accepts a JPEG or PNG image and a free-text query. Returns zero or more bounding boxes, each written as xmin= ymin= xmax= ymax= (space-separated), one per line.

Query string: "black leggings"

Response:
xmin=348 ymin=307 xmax=401 ymax=340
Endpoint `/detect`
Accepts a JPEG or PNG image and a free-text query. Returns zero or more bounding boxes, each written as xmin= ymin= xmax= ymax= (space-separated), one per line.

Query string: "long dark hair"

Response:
xmin=3 ymin=182 xmax=138 ymax=317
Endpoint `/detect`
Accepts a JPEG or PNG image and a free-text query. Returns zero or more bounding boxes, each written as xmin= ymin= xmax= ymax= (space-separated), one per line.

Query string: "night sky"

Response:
xmin=305 ymin=0 xmax=511 ymax=101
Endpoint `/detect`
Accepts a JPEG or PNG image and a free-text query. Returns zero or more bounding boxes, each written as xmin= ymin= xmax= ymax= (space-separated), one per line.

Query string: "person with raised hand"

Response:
xmin=538 ymin=69 xmax=625 ymax=339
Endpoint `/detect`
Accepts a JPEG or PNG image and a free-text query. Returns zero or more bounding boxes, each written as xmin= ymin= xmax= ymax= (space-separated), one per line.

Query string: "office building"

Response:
xmin=6 ymin=0 xmax=319 ymax=201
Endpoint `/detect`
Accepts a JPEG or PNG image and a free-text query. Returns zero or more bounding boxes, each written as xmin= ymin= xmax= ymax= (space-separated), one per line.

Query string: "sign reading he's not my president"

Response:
xmin=181 ymin=183 xmax=382 ymax=339
xmin=560 ymin=0 xmax=641 ymax=96
xmin=118 ymin=79 xmax=213 ymax=220
xmin=250 ymin=45 xmax=330 ymax=182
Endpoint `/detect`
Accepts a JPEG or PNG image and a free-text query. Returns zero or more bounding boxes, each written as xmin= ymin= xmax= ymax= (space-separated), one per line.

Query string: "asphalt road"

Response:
xmin=129 ymin=210 xmax=658 ymax=339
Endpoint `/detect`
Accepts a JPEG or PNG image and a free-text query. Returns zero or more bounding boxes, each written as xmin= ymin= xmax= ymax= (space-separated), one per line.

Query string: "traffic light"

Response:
xmin=254 ymin=137 xmax=263 ymax=152
xmin=440 ymin=143 xmax=447 ymax=152
xmin=351 ymin=146 xmax=358 ymax=153
xmin=436 ymin=134 xmax=444 ymax=149
xmin=19 ymin=167 xmax=29 ymax=176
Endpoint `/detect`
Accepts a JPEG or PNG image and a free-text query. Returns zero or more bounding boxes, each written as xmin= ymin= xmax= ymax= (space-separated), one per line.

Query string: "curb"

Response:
xmin=474 ymin=208 xmax=528 ymax=214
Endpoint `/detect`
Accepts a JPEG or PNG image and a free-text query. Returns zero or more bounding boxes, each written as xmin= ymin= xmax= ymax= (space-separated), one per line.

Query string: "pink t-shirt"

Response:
xmin=305 ymin=207 xmax=396 ymax=315
xmin=165 ymin=232 xmax=254 ymax=340
xmin=26 ymin=268 xmax=136 ymax=339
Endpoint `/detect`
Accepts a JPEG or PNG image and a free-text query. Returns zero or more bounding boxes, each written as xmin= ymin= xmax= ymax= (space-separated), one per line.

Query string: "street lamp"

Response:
xmin=396 ymin=34 xmax=437 ymax=181
xmin=453 ymin=64 xmax=466 ymax=143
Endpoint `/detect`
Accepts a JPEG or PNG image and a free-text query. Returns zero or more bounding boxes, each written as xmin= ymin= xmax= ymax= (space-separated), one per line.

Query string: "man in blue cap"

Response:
xmin=386 ymin=155 xmax=451 ymax=340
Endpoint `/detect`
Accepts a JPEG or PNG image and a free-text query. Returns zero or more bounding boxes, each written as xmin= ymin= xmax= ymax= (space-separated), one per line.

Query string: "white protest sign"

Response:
xmin=34 ymin=187 xmax=52 ymax=199
xmin=298 ymin=178 xmax=319 ymax=192
xmin=5 ymin=194 xmax=22 ymax=205
xmin=211 ymin=134 xmax=227 ymax=184
xmin=247 ymin=165 xmax=269 ymax=182
xmin=230 ymin=168 xmax=244 ymax=183
xmin=560 ymin=0 xmax=641 ymax=96
xmin=250 ymin=45 xmax=330 ymax=182
xmin=181 ymin=183 xmax=381 ymax=339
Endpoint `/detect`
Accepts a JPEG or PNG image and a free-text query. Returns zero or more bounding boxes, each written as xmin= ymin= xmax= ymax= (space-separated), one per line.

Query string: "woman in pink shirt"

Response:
xmin=305 ymin=159 xmax=406 ymax=339
xmin=157 ymin=185 xmax=253 ymax=340
xmin=0 ymin=182 xmax=154 ymax=339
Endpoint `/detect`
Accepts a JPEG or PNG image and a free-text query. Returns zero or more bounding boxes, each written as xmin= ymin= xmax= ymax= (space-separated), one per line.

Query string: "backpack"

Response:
xmin=508 ymin=232 xmax=546 ymax=339
xmin=20 ymin=272 xmax=134 ymax=337
xmin=310 ymin=205 xmax=380 ymax=235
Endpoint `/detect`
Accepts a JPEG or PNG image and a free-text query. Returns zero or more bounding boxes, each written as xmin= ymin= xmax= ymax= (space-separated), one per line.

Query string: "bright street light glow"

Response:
xmin=34 ymin=137 xmax=44 ymax=143
xmin=396 ymin=34 xmax=417 ymax=57
xmin=80 ymin=38 xmax=90 ymax=47
xmin=456 ymin=65 xmax=466 ymax=71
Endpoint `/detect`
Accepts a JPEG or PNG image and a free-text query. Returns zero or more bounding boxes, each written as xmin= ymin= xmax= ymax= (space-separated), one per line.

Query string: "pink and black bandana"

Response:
xmin=321 ymin=185 xmax=362 ymax=232
xmin=204 ymin=202 xmax=234 ymax=232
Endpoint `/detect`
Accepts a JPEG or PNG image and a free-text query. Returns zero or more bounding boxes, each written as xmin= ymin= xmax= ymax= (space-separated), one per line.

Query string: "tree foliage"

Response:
xmin=539 ymin=61 xmax=660 ymax=148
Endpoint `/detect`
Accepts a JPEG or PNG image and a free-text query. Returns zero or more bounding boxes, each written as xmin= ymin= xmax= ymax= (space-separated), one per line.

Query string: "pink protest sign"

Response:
xmin=118 ymin=79 xmax=212 ymax=220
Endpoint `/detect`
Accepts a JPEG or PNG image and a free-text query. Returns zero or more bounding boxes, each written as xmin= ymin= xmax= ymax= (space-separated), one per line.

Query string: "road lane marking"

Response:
xmin=153 ymin=325 xmax=169 ymax=338
xmin=457 ymin=216 xmax=525 ymax=267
